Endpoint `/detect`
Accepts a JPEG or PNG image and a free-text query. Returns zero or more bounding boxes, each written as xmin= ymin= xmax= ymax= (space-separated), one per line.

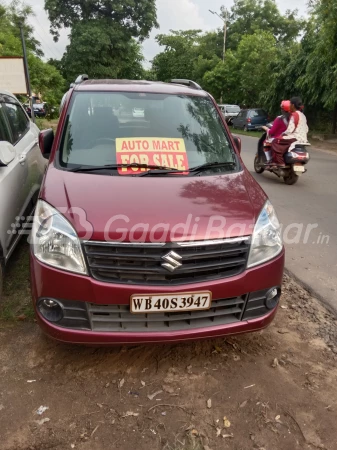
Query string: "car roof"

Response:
xmin=0 ymin=89 xmax=18 ymax=102
xmin=74 ymin=79 xmax=208 ymax=97
xmin=241 ymin=108 xmax=266 ymax=112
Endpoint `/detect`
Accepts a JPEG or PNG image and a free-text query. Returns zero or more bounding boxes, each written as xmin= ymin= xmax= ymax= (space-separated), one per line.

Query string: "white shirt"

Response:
xmin=283 ymin=111 xmax=309 ymax=143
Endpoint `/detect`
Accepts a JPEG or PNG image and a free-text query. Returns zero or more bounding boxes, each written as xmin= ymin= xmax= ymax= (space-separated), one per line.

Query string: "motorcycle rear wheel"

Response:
xmin=283 ymin=170 xmax=299 ymax=185
xmin=254 ymin=155 xmax=265 ymax=174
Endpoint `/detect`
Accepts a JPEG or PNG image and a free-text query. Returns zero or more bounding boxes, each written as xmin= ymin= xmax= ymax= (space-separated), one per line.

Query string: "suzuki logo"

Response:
xmin=161 ymin=251 xmax=183 ymax=272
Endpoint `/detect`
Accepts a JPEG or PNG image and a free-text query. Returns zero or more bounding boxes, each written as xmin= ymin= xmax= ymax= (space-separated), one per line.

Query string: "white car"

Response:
xmin=0 ymin=90 xmax=49 ymax=300
xmin=218 ymin=104 xmax=241 ymax=124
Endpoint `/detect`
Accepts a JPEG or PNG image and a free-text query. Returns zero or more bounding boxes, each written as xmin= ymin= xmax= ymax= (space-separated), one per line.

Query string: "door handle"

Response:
xmin=19 ymin=154 xmax=27 ymax=165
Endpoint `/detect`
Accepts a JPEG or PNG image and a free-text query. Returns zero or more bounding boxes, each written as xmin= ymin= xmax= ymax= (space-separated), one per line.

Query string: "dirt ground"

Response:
xmin=1 ymin=257 xmax=337 ymax=450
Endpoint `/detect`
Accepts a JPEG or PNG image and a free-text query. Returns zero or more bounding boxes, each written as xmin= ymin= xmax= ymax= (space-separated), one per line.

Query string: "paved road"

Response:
xmin=240 ymin=135 xmax=337 ymax=314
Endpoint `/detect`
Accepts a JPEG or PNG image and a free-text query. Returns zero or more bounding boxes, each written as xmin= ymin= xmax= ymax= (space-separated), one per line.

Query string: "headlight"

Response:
xmin=31 ymin=200 xmax=87 ymax=274
xmin=248 ymin=201 xmax=283 ymax=268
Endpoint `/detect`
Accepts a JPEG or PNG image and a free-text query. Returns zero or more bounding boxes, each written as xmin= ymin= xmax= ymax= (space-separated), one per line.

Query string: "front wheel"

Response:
xmin=283 ymin=170 xmax=299 ymax=185
xmin=254 ymin=155 xmax=265 ymax=174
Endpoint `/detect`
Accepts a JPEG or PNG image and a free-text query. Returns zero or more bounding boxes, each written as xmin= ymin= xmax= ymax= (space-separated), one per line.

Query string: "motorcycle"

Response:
xmin=254 ymin=126 xmax=310 ymax=185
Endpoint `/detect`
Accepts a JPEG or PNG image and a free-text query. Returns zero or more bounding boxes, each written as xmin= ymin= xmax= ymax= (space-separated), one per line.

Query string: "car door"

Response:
xmin=237 ymin=110 xmax=246 ymax=128
xmin=3 ymin=99 xmax=45 ymax=250
xmin=0 ymin=102 xmax=26 ymax=257
xmin=233 ymin=110 xmax=243 ymax=127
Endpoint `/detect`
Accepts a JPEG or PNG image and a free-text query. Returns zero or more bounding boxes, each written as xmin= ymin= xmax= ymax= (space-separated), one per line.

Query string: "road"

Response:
xmin=240 ymin=135 xmax=337 ymax=314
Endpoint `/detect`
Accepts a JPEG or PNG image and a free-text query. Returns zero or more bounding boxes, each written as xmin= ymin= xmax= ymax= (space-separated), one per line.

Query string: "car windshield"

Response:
xmin=59 ymin=92 xmax=237 ymax=175
xmin=226 ymin=106 xmax=240 ymax=113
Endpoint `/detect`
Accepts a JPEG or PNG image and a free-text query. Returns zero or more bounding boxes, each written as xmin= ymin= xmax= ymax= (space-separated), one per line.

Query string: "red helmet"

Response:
xmin=280 ymin=100 xmax=291 ymax=112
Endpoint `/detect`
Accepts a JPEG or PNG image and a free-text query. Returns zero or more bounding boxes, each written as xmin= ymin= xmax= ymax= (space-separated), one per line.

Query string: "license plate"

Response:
xmin=293 ymin=165 xmax=305 ymax=172
xmin=130 ymin=292 xmax=212 ymax=314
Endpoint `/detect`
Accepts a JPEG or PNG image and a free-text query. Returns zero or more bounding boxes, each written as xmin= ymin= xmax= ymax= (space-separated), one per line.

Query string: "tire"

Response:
xmin=254 ymin=155 xmax=265 ymax=174
xmin=283 ymin=170 xmax=299 ymax=185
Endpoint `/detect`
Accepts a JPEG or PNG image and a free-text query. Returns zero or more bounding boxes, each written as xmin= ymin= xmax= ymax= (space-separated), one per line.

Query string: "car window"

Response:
xmin=226 ymin=106 xmax=240 ymax=114
xmin=249 ymin=109 xmax=267 ymax=118
xmin=60 ymin=92 xmax=237 ymax=174
xmin=0 ymin=104 xmax=11 ymax=142
xmin=5 ymin=102 xmax=30 ymax=144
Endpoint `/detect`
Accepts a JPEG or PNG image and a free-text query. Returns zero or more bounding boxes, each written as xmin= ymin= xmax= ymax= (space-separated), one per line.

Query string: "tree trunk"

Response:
xmin=332 ymin=102 xmax=337 ymax=134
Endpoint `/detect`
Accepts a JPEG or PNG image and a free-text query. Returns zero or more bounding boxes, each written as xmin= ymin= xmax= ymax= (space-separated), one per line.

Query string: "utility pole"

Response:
xmin=19 ymin=21 xmax=35 ymax=123
xmin=209 ymin=9 xmax=228 ymax=62
xmin=209 ymin=9 xmax=228 ymax=103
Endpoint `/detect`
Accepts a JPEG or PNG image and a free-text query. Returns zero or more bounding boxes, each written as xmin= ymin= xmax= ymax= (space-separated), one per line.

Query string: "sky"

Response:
xmin=11 ymin=0 xmax=308 ymax=64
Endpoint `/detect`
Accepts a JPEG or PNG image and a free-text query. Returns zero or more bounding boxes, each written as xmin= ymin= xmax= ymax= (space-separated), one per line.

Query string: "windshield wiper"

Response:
xmin=188 ymin=161 xmax=237 ymax=173
xmin=140 ymin=161 xmax=237 ymax=176
xmin=68 ymin=163 xmax=180 ymax=173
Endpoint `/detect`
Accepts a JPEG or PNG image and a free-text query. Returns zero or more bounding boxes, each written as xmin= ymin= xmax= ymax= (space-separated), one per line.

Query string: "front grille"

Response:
xmin=88 ymin=296 xmax=247 ymax=332
xmin=83 ymin=238 xmax=250 ymax=285
xmin=38 ymin=288 xmax=277 ymax=333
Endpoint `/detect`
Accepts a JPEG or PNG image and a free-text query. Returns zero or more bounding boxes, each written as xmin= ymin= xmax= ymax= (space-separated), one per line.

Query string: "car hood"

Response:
xmin=41 ymin=167 xmax=267 ymax=242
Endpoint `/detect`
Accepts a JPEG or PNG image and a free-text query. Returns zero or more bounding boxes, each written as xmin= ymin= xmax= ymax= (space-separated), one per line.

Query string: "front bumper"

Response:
xmin=30 ymin=250 xmax=284 ymax=345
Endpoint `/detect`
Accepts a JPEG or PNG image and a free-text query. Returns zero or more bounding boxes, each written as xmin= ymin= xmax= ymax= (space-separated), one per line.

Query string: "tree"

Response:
xmin=44 ymin=0 xmax=158 ymax=41
xmin=234 ymin=30 xmax=277 ymax=106
xmin=0 ymin=1 xmax=43 ymax=57
xmin=28 ymin=55 xmax=66 ymax=105
xmin=297 ymin=0 xmax=337 ymax=133
xmin=226 ymin=0 xmax=304 ymax=50
xmin=152 ymin=30 xmax=202 ymax=82
xmin=203 ymin=54 xmax=239 ymax=104
xmin=61 ymin=20 xmax=145 ymax=83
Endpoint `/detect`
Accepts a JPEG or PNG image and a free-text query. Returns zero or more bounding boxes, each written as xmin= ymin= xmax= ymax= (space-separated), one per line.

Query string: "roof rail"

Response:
xmin=170 ymin=79 xmax=202 ymax=90
xmin=74 ymin=74 xmax=89 ymax=84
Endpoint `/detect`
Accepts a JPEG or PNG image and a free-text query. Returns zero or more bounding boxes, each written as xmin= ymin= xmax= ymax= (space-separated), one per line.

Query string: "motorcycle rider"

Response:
xmin=261 ymin=100 xmax=291 ymax=164
xmin=271 ymin=97 xmax=309 ymax=166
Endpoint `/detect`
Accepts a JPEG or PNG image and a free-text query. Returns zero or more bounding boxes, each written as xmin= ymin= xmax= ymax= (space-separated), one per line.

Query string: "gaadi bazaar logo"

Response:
xmin=116 ymin=137 xmax=189 ymax=174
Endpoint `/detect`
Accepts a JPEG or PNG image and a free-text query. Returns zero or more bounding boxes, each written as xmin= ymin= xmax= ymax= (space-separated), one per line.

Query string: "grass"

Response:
xmin=229 ymin=126 xmax=263 ymax=138
xmin=35 ymin=117 xmax=59 ymax=132
xmin=0 ymin=241 xmax=34 ymax=321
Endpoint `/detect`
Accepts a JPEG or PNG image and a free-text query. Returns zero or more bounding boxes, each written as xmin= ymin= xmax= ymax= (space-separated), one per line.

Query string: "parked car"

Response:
xmin=0 ymin=90 xmax=47 ymax=300
xmin=25 ymin=102 xmax=49 ymax=118
xmin=218 ymin=104 xmax=241 ymax=124
xmin=232 ymin=108 xmax=269 ymax=131
xmin=30 ymin=77 xmax=284 ymax=345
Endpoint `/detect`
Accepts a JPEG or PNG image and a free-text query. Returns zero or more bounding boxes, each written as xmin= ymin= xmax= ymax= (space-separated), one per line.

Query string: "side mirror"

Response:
xmin=232 ymin=134 xmax=241 ymax=154
xmin=0 ymin=141 xmax=15 ymax=166
xmin=39 ymin=128 xmax=54 ymax=159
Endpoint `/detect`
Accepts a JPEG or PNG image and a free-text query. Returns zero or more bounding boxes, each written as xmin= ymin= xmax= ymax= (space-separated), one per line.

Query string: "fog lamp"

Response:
xmin=265 ymin=288 xmax=281 ymax=310
xmin=38 ymin=298 xmax=64 ymax=322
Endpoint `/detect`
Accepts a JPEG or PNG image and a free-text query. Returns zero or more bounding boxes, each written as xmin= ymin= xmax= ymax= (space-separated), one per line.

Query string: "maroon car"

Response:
xmin=31 ymin=78 xmax=284 ymax=345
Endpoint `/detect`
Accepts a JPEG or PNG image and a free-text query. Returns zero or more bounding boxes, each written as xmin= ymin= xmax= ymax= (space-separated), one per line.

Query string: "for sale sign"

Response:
xmin=116 ymin=137 xmax=189 ymax=175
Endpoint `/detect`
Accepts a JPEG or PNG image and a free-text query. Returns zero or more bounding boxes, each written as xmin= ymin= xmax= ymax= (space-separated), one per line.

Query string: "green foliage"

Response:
xmin=235 ymin=30 xmax=277 ymax=106
xmin=61 ymin=20 xmax=145 ymax=83
xmin=227 ymin=0 xmax=304 ymax=50
xmin=28 ymin=54 xmax=66 ymax=105
xmin=0 ymin=0 xmax=43 ymax=56
xmin=152 ymin=30 xmax=202 ymax=82
xmin=44 ymin=0 xmax=158 ymax=42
